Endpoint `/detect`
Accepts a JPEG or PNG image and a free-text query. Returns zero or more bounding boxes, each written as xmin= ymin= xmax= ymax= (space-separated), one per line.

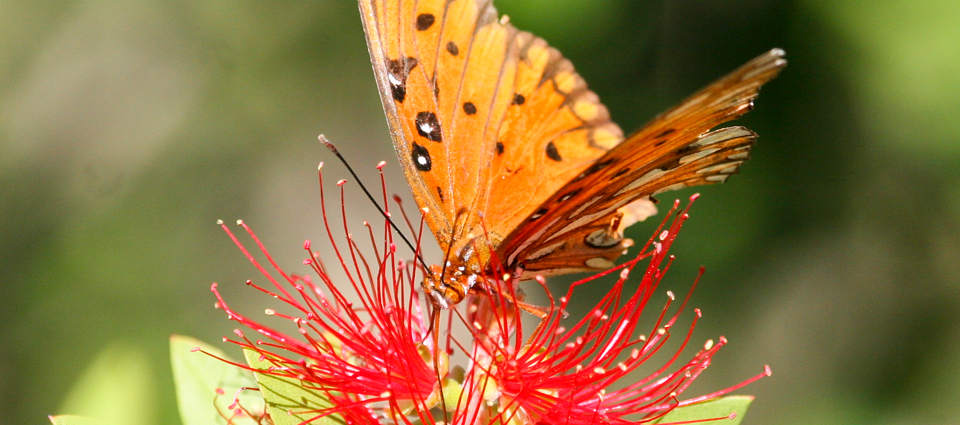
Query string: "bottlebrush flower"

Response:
xmin=204 ymin=163 xmax=769 ymax=425
xmin=463 ymin=198 xmax=771 ymax=425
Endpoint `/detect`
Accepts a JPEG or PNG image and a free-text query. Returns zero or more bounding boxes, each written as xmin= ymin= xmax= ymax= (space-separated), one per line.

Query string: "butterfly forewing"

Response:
xmin=359 ymin=0 xmax=624 ymax=268
xmin=359 ymin=0 xmax=447 ymax=235
xmin=440 ymin=15 xmax=518 ymax=232
xmin=499 ymin=49 xmax=786 ymax=273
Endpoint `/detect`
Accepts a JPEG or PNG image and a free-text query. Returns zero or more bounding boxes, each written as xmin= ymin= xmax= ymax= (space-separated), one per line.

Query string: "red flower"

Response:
xmin=461 ymin=197 xmax=771 ymax=425
xmin=211 ymin=164 xmax=443 ymax=424
xmin=206 ymin=163 xmax=768 ymax=425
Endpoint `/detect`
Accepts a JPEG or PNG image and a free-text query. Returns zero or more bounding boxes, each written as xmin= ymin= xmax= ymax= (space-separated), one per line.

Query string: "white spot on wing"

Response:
xmin=585 ymin=257 xmax=614 ymax=269
xmin=507 ymin=216 xmax=562 ymax=265
xmin=528 ymin=241 xmax=563 ymax=261
xmin=549 ymin=203 xmax=623 ymax=243
xmin=569 ymin=195 xmax=603 ymax=219
xmin=698 ymin=127 xmax=753 ymax=145
xmin=614 ymin=169 xmax=665 ymax=198
xmin=652 ymin=183 xmax=687 ymax=195
xmin=679 ymin=148 xmax=719 ymax=165
xmin=696 ymin=162 xmax=743 ymax=174
xmin=719 ymin=164 xmax=740 ymax=174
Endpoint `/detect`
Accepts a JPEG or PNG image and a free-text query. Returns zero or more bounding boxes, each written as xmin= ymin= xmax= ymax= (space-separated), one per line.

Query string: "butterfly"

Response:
xmin=357 ymin=0 xmax=785 ymax=309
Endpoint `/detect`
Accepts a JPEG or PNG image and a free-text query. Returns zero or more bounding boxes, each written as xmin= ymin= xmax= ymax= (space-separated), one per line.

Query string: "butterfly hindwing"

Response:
xmin=480 ymin=33 xmax=623 ymax=250
xmin=499 ymin=49 xmax=787 ymax=274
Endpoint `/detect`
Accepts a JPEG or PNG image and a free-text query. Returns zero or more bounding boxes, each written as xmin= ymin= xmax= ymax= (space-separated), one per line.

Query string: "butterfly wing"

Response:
xmin=359 ymin=0 xmax=622 ymax=266
xmin=497 ymin=49 xmax=787 ymax=276
xmin=477 ymin=32 xmax=625 ymax=261
xmin=358 ymin=0 xmax=471 ymax=245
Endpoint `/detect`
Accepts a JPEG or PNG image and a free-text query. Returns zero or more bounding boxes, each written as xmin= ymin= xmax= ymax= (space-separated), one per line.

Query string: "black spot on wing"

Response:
xmin=436 ymin=186 xmax=444 ymax=202
xmin=412 ymin=142 xmax=432 ymax=171
xmin=446 ymin=41 xmax=459 ymax=56
xmin=416 ymin=111 xmax=443 ymax=142
xmin=557 ymin=188 xmax=581 ymax=203
xmin=416 ymin=14 xmax=435 ymax=31
xmin=676 ymin=143 xmax=699 ymax=155
xmin=660 ymin=156 xmax=682 ymax=171
xmin=545 ymin=141 xmax=562 ymax=162
xmin=463 ymin=102 xmax=477 ymax=115
xmin=656 ymin=128 xmax=675 ymax=138
xmin=388 ymin=57 xmax=419 ymax=103
xmin=513 ymin=94 xmax=526 ymax=105
xmin=573 ymin=158 xmax=615 ymax=181
xmin=495 ymin=142 xmax=504 ymax=155
xmin=529 ymin=208 xmax=548 ymax=221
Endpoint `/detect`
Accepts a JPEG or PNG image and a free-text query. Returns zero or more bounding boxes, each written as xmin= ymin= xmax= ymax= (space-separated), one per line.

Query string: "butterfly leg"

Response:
xmin=468 ymin=280 xmax=557 ymax=319
xmin=514 ymin=300 xmax=552 ymax=319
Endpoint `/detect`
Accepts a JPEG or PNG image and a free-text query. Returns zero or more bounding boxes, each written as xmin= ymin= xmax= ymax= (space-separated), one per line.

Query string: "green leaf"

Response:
xmin=170 ymin=335 xmax=264 ymax=425
xmin=243 ymin=348 xmax=340 ymax=425
xmin=654 ymin=396 xmax=754 ymax=425
xmin=57 ymin=342 xmax=158 ymax=425
xmin=48 ymin=415 xmax=104 ymax=425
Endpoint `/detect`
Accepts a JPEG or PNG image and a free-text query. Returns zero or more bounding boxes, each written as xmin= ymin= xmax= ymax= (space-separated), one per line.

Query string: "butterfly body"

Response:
xmin=422 ymin=263 xmax=473 ymax=308
xmin=358 ymin=0 xmax=785 ymax=308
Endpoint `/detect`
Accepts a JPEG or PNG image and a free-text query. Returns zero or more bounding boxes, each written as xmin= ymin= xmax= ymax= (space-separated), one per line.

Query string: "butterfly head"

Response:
xmin=422 ymin=263 xmax=477 ymax=308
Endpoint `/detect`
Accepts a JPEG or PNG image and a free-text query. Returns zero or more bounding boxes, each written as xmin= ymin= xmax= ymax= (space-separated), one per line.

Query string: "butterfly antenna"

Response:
xmin=319 ymin=135 xmax=429 ymax=270
xmin=392 ymin=194 xmax=420 ymax=238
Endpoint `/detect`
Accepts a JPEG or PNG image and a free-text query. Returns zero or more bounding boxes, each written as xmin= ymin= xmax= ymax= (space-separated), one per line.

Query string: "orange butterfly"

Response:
xmin=357 ymin=0 xmax=785 ymax=309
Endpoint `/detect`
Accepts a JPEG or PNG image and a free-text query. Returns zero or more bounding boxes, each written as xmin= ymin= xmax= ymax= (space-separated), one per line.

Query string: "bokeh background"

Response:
xmin=3 ymin=1 xmax=959 ymax=424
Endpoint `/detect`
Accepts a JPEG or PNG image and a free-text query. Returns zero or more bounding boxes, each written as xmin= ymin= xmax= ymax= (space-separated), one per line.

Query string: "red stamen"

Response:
xmin=214 ymin=165 xmax=765 ymax=425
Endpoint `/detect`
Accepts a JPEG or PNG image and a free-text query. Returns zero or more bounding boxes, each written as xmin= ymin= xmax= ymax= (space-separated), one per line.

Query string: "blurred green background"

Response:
xmin=2 ymin=1 xmax=959 ymax=424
